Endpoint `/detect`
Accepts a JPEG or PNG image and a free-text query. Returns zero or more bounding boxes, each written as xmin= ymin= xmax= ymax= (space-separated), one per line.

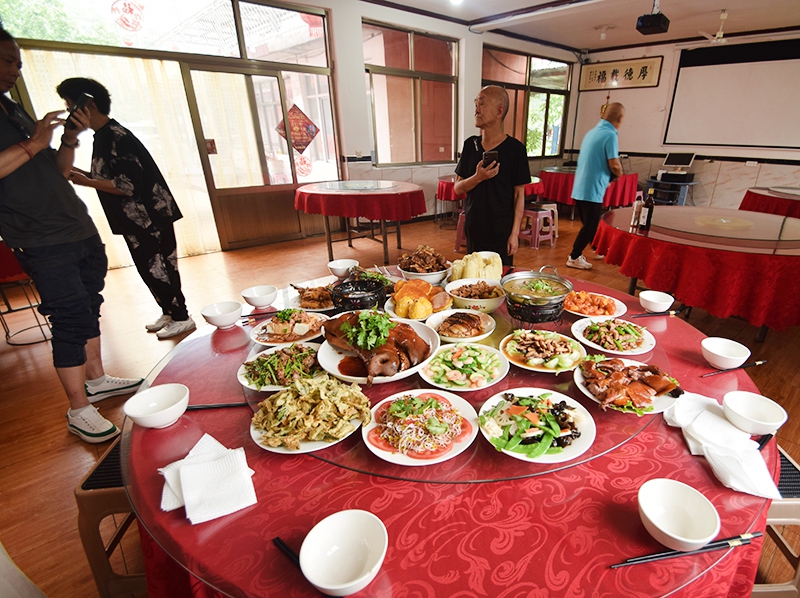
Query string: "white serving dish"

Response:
xmin=123 ymin=383 xmax=189 ymax=428
xmin=444 ymin=278 xmax=505 ymax=313
xmin=424 ymin=309 xmax=496 ymax=343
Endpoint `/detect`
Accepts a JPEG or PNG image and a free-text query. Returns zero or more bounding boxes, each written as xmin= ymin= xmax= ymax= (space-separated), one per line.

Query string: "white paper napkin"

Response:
xmin=663 ymin=392 xmax=780 ymax=499
xmin=158 ymin=434 xmax=257 ymax=523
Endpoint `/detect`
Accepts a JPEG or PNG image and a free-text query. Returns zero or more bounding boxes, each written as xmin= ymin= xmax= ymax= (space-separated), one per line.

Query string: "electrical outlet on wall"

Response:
xmin=745 ymin=160 xmax=758 ymax=167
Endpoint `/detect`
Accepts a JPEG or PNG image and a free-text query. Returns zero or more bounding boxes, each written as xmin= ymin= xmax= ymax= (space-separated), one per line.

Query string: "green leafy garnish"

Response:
xmin=340 ymin=309 xmax=397 ymax=351
xmin=523 ymin=279 xmax=555 ymax=294
xmin=360 ymin=271 xmax=391 ymax=286
xmin=276 ymin=308 xmax=300 ymax=322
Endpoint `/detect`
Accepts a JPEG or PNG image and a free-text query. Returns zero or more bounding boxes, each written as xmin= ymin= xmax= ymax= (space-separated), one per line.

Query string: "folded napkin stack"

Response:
xmin=663 ymin=392 xmax=780 ymax=499
xmin=159 ymin=434 xmax=257 ymax=524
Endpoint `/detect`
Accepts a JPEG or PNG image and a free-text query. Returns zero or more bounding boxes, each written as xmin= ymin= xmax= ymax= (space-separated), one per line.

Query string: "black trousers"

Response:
xmin=570 ymin=201 xmax=603 ymax=259
xmin=123 ymin=225 xmax=189 ymax=321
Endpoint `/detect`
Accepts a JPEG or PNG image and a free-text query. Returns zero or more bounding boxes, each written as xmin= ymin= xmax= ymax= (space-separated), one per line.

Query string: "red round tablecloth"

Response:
xmin=524 ymin=178 xmax=544 ymax=197
xmin=740 ymin=189 xmax=800 ymax=219
xmin=594 ymin=218 xmax=800 ymax=331
xmin=294 ymin=181 xmax=427 ymax=221
xmin=125 ymin=277 xmax=774 ymax=598
xmin=540 ymin=171 xmax=638 ymax=207
xmin=437 ymin=177 xmax=465 ymax=202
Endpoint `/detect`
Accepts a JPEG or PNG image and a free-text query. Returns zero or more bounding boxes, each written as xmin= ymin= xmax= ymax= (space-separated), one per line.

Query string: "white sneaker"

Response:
xmin=67 ymin=406 xmax=120 ymax=443
xmin=156 ymin=318 xmax=197 ymax=339
xmin=566 ymin=255 xmax=593 ymax=270
xmin=146 ymin=314 xmax=172 ymax=332
xmin=85 ymin=374 xmax=144 ymax=403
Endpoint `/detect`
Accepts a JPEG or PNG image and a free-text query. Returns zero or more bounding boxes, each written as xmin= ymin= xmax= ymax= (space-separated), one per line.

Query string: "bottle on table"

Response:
xmin=630 ymin=197 xmax=644 ymax=229
xmin=638 ymin=188 xmax=655 ymax=232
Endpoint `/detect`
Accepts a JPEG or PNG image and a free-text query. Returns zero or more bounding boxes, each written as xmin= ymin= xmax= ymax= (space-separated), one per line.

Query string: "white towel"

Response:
xmin=158 ymin=434 xmax=257 ymax=523
xmin=663 ymin=392 xmax=780 ymax=499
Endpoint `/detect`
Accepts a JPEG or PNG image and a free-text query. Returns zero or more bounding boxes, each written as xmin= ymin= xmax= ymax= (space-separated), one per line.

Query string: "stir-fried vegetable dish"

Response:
xmin=242 ymin=343 xmax=321 ymax=389
xmin=503 ymin=329 xmax=583 ymax=373
xmin=583 ymin=319 xmax=645 ymax=351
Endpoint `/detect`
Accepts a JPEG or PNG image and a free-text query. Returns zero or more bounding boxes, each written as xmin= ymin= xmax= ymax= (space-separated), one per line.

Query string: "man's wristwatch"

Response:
xmin=60 ymin=136 xmax=80 ymax=149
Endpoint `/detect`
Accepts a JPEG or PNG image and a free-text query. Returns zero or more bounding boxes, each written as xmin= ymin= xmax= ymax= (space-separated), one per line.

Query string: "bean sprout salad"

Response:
xmin=373 ymin=393 xmax=465 ymax=456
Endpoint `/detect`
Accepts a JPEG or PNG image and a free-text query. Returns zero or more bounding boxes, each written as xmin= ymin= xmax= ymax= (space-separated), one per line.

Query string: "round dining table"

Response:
xmin=739 ymin=188 xmax=800 ymax=219
xmin=122 ymin=274 xmax=776 ymax=598
xmin=294 ymin=181 xmax=427 ymax=264
xmin=539 ymin=168 xmax=639 ymax=208
xmin=594 ymin=206 xmax=800 ymax=334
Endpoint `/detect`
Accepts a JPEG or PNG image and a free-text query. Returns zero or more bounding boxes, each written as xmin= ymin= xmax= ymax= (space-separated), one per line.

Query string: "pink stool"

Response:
xmin=518 ymin=209 xmax=555 ymax=249
xmin=454 ymin=211 xmax=466 ymax=252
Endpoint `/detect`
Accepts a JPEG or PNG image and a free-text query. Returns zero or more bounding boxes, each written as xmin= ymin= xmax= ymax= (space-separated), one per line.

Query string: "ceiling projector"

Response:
xmin=636 ymin=12 xmax=670 ymax=34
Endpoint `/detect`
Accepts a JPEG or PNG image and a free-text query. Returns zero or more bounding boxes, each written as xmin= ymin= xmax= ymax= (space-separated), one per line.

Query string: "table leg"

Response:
xmin=324 ymin=216 xmax=334 ymax=262
xmin=627 ymin=277 xmax=638 ymax=296
xmin=346 ymin=218 xmax=353 ymax=247
xmin=756 ymin=325 xmax=768 ymax=342
xmin=380 ymin=220 xmax=389 ymax=265
xmin=396 ymin=220 xmax=402 ymax=249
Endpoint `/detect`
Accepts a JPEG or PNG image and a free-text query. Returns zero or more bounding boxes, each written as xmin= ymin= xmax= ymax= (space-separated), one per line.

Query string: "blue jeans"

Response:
xmin=13 ymin=235 xmax=107 ymax=368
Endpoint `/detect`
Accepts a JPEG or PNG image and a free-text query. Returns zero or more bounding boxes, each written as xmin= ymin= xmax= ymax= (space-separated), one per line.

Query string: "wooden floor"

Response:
xmin=1 ymin=212 xmax=798 ymax=596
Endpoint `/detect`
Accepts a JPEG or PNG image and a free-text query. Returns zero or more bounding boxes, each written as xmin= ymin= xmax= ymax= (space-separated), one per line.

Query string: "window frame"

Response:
xmin=481 ymin=45 xmax=571 ymax=159
xmin=363 ymin=21 xmax=458 ymax=167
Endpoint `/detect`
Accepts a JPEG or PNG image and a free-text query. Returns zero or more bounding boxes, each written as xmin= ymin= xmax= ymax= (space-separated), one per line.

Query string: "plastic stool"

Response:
xmin=75 ymin=438 xmax=147 ymax=598
xmin=518 ymin=209 xmax=555 ymax=249
xmin=539 ymin=202 xmax=559 ymax=237
xmin=454 ymin=211 xmax=466 ymax=252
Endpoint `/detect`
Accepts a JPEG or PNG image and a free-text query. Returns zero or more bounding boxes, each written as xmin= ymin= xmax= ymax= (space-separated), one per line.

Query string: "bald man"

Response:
xmin=454 ymin=85 xmax=530 ymax=266
xmin=567 ymin=102 xmax=625 ymax=270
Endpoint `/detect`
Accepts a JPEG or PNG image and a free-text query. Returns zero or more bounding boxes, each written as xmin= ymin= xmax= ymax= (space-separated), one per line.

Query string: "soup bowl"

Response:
xmin=328 ymin=259 xmax=359 ymax=279
xmin=123 ymin=384 xmax=189 ymax=428
xmin=444 ymin=278 xmax=505 ymax=313
xmin=701 ymin=337 xmax=750 ymax=370
xmin=723 ymin=391 xmax=787 ymax=435
xmin=201 ymin=301 xmax=243 ymax=329
xmin=241 ymin=285 xmax=277 ymax=308
xmin=501 ymin=266 xmax=573 ymax=324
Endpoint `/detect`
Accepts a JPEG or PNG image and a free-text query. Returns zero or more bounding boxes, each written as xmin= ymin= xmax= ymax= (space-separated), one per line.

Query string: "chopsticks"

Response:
xmin=700 ymin=360 xmax=767 ymax=378
xmin=610 ymin=532 xmax=763 ymax=568
xmin=186 ymin=403 xmax=251 ymax=411
xmin=757 ymin=433 xmax=773 ymax=451
xmin=240 ymin=311 xmax=276 ymax=325
xmin=628 ymin=306 xmax=687 ymax=319
xmin=272 ymin=536 xmax=301 ymax=570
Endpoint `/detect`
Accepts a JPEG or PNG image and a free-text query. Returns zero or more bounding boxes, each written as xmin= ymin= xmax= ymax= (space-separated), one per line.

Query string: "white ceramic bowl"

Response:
xmin=123 ymin=384 xmax=189 ymax=428
xmin=328 ymin=259 xmax=359 ymax=278
xmin=444 ymin=278 xmax=505 ymax=313
xmin=639 ymin=290 xmax=674 ymax=313
xmin=701 ymin=337 xmax=751 ymax=370
xmin=200 ymin=301 xmax=242 ymax=329
xmin=241 ymin=285 xmax=277 ymax=308
xmin=638 ymin=478 xmax=720 ymax=552
xmin=398 ymin=264 xmax=451 ymax=285
xmin=723 ymin=391 xmax=787 ymax=435
xmin=299 ymin=510 xmax=388 ymax=596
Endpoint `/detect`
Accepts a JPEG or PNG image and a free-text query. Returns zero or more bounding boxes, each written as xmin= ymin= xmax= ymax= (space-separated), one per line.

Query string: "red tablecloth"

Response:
xmin=524 ymin=178 xmax=544 ymax=197
xmin=436 ymin=177 xmax=465 ymax=202
xmin=540 ymin=171 xmax=638 ymax=207
xmin=125 ymin=277 xmax=774 ymax=598
xmin=294 ymin=181 xmax=427 ymax=221
xmin=594 ymin=218 xmax=800 ymax=330
xmin=740 ymin=189 xmax=800 ymax=219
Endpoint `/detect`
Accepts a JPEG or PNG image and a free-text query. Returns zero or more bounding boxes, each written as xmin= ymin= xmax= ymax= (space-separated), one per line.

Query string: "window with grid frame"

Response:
xmin=363 ymin=22 xmax=457 ymax=166
xmin=481 ymin=46 xmax=571 ymax=158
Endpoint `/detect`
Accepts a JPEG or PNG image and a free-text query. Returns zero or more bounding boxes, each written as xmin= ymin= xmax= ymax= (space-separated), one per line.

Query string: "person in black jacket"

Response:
xmin=57 ymin=77 xmax=195 ymax=339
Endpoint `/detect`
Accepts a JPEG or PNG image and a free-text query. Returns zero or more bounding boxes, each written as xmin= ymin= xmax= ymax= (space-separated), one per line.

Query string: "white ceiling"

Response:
xmin=367 ymin=0 xmax=800 ymax=54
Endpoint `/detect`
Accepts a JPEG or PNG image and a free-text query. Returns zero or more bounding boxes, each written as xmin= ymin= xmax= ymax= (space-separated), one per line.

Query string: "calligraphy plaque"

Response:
xmin=579 ymin=57 xmax=663 ymax=90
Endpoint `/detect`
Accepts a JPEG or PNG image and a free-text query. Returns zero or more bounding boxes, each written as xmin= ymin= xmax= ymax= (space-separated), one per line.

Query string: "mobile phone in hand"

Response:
xmin=483 ymin=150 xmax=498 ymax=168
xmin=65 ymin=93 xmax=93 ymax=130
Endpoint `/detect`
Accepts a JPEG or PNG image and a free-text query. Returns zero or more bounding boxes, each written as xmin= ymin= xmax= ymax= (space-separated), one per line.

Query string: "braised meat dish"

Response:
xmin=579 ymin=358 xmax=682 ymax=411
xmin=398 ymin=245 xmax=449 ymax=273
xmin=436 ymin=312 xmax=484 ymax=338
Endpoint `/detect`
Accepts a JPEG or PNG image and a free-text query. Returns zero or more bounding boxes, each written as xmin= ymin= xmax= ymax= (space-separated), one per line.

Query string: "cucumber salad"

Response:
xmin=480 ymin=391 xmax=581 ymax=459
xmin=422 ymin=343 xmax=506 ymax=390
xmin=502 ymin=329 xmax=584 ymax=373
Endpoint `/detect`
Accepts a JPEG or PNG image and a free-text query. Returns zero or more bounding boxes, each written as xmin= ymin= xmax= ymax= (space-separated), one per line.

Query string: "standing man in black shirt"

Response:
xmin=454 ymin=85 xmax=530 ymax=266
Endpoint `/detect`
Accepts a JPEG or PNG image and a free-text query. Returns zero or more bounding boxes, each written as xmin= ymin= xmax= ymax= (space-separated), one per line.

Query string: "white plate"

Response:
xmin=236 ymin=343 xmax=321 ymax=392
xmin=424 ymin=309 xmax=496 ymax=344
xmin=564 ymin=292 xmax=627 ymax=318
xmin=571 ymin=317 xmax=656 ymax=356
xmin=249 ymin=418 xmax=361 ymax=454
xmin=362 ymin=389 xmax=478 ymax=466
xmin=478 ymin=388 xmax=596 ymax=463
xmin=288 ymin=294 xmax=335 ymax=312
xmin=317 ymin=318 xmax=440 ymax=384
xmin=419 ymin=343 xmax=509 ymax=392
xmin=499 ymin=331 xmax=586 ymax=374
xmin=572 ymin=358 xmax=678 ymax=415
xmin=250 ymin=312 xmax=329 ymax=346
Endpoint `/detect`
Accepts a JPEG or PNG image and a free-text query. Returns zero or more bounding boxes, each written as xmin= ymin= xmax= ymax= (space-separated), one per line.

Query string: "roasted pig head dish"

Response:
xmin=323 ymin=310 xmax=431 ymax=384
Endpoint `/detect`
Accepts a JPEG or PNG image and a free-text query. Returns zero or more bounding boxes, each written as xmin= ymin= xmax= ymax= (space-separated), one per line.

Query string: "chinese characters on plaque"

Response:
xmin=579 ymin=57 xmax=663 ymax=91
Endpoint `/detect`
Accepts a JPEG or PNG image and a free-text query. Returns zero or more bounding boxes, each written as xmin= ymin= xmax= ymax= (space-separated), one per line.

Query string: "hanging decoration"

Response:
xmin=276 ymin=104 xmax=320 ymax=154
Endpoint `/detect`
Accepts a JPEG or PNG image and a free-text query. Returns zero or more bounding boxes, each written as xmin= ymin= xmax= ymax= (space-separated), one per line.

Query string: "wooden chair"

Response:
xmin=752 ymin=445 xmax=800 ymax=597
xmin=74 ymin=438 xmax=147 ymax=598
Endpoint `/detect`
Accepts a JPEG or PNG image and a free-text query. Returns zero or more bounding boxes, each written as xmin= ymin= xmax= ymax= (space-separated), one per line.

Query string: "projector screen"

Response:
xmin=664 ymin=40 xmax=800 ymax=149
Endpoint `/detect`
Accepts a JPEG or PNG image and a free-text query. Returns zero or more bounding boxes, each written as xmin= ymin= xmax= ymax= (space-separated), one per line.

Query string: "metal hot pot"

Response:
xmin=501 ymin=265 xmax=573 ymax=324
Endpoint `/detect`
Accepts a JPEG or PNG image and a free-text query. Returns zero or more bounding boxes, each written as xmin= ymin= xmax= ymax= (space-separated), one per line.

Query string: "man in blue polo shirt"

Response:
xmin=567 ymin=102 xmax=624 ymax=270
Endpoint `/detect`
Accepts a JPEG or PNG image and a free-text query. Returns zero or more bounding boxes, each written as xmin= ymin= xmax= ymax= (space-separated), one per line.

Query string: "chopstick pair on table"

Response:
xmin=628 ymin=305 xmax=688 ymax=319
xmin=240 ymin=309 xmax=277 ymax=325
xmin=700 ymin=360 xmax=767 ymax=378
xmin=610 ymin=532 xmax=762 ymax=568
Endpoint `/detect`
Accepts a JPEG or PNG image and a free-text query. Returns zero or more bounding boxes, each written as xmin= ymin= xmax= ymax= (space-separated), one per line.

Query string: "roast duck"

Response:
xmin=580 ymin=358 xmax=682 ymax=409
xmin=323 ymin=312 xmax=430 ymax=384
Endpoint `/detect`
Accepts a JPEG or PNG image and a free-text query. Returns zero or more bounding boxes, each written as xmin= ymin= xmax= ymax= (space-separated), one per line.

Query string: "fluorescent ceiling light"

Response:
xmin=470 ymin=0 xmax=605 ymax=33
